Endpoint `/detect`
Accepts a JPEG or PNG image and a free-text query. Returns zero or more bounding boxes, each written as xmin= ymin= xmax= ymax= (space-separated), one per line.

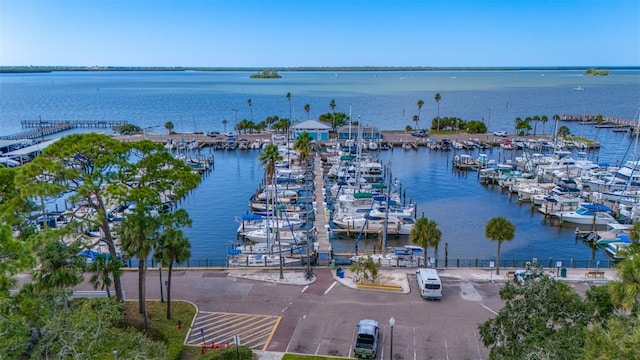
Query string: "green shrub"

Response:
xmin=200 ymin=345 xmax=254 ymax=360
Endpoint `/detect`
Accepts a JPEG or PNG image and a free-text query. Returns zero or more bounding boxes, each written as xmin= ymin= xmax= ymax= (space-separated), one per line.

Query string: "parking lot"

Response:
xmin=75 ymin=268 xmax=604 ymax=359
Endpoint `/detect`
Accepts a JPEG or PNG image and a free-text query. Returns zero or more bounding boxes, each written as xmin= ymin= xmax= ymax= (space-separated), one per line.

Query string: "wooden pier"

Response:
xmin=21 ymin=120 xmax=128 ymax=128
xmin=1 ymin=120 xmax=129 ymax=140
xmin=560 ymin=114 xmax=638 ymax=131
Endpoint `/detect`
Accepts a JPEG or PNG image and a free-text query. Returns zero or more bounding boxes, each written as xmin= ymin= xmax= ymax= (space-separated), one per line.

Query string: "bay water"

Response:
xmin=2 ymin=70 xmax=640 ymax=266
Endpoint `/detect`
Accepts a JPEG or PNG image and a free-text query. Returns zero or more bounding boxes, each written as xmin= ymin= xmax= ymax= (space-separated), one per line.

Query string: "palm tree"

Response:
xmin=259 ymin=143 xmax=283 ymax=186
xmin=293 ymin=131 xmax=313 ymax=165
xmin=412 ymin=115 xmax=420 ymax=131
xmin=88 ymin=254 xmax=122 ymax=299
xmin=532 ymin=115 xmax=540 ymax=135
xmin=286 ymin=92 xmax=292 ymax=120
xmin=164 ymin=121 xmax=174 ymax=134
xmin=329 ymin=99 xmax=336 ymax=131
xmin=540 ymin=115 xmax=548 ymax=136
xmin=552 ymin=114 xmax=561 ymax=142
xmin=607 ymin=243 xmax=640 ymax=312
xmin=304 ymin=104 xmax=311 ymax=120
xmin=155 ymin=227 xmax=191 ymax=319
xmin=434 ymin=93 xmax=441 ymax=130
xmin=409 ymin=214 xmax=441 ymax=266
xmin=247 ymin=99 xmax=253 ymax=123
xmin=119 ymin=207 xmax=160 ymax=335
xmin=32 ymin=239 xmax=85 ymax=312
xmin=594 ymin=114 xmax=604 ymax=141
xmin=222 ymin=119 xmax=228 ymax=132
xmin=558 ymin=125 xmax=571 ymax=139
xmin=485 ymin=217 xmax=515 ymax=275
xmin=425 ymin=219 xmax=442 ymax=263
xmin=417 ymin=100 xmax=424 ymax=126
xmin=259 ymin=143 xmax=284 ymax=278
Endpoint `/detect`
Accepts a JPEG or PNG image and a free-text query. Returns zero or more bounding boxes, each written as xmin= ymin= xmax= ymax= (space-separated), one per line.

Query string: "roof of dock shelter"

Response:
xmin=5 ymin=138 xmax=60 ymax=157
xmin=0 ymin=139 xmax=29 ymax=149
xmin=291 ymin=120 xmax=332 ymax=130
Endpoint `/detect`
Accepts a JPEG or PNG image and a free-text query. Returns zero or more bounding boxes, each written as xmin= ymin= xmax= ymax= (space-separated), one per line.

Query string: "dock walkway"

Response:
xmin=313 ymin=153 xmax=331 ymax=266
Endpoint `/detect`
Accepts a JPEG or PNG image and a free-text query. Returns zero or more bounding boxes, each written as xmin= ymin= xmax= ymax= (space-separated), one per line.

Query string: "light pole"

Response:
xmin=389 ymin=317 xmax=395 ymax=360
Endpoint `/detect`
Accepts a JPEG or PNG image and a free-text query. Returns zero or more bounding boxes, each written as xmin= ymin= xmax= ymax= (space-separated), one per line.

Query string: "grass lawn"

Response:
xmin=122 ymin=300 xmax=201 ymax=359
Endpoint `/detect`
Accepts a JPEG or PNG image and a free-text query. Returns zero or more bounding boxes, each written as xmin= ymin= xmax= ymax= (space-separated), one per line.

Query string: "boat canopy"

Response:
xmin=241 ymin=214 xmax=263 ymax=221
xmin=354 ymin=192 xmax=373 ymax=199
xmin=582 ymin=204 xmax=611 ymax=212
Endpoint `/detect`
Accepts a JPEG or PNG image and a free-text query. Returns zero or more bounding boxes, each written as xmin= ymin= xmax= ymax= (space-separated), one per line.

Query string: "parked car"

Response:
xmin=223 ymin=131 xmax=234 ymax=137
xmin=206 ymin=131 xmax=218 ymax=137
xmin=493 ymin=130 xmax=508 ymax=137
xmin=354 ymin=319 xmax=379 ymax=358
xmin=412 ymin=130 xmax=428 ymax=137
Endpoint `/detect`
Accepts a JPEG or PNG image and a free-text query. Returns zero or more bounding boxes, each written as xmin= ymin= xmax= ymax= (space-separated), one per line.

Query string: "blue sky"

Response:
xmin=1 ymin=0 xmax=638 ymax=67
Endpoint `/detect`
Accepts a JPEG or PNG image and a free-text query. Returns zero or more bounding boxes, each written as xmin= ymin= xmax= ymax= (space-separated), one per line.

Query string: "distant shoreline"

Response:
xmin=1 ymin=65 xmax=639 ymax=74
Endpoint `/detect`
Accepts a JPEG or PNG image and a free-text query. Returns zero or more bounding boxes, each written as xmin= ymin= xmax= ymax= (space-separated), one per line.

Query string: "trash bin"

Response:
xmin=330 ymin=259 xmax=336 ymax=270
xmin=336 ymin=267 xmax=342 ymax=276
xmin=339 ymin=270 xmax=344 ymax=279
xmin=560 ymin=268 xmax=567 ymax=278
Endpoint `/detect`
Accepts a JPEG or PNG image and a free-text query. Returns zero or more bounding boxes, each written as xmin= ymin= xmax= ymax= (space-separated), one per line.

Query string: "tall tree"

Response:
xmin=286 ymin=92 xmax=292 ymax=126
xmin=485 ymin=216 xmax=515 ymax=275
xmin=417 ymin=99 xmax=424 ymax=124
xmin=412 ymin=114 xmax=420 ymax=131
xmin=293 ymin=131 xmax=314 ymax=165
xmin=23 ymin=133 xmax=130 ymax=301
xmin=593 ymin=114 xmax=604 ymax=141
xmin=0 ymin=223 xmax=35 ymax=293
xmin=164 ymin=121 xmax=174 ymax=134
xmin=304 ymin=104 xmax=310 ymax=120
xmin=329 ymin=99 xmax=337 ymax=131
xmin=247 ymin=99 xmax=253 ymax=123
xmin=409 ymin=214 xmax=441 ymax=266
xmin=259 ymin=143 xmax=284 ymax=278
xmin=119 ymin=206 xmax=159 ymax=335
xmin=88 ymin=254 xmax=122 ymax=299
xmin=222 ymin=119 xmax=228 ymax=132
xmin=32 ymin=238 xmax=85 ymax=312
xmin=479 ymin=273 xmax=591 ymax=359
xmin=532 ymin=115 xmax=540 ymax=135
xmin=434 ymin=93 xmax=441 ymax=130
xmin=155 ymin=224 xmax=191 ymax=320
xmin=607 ymin=245 xmax=640 ymax=312
xmin=540 ymin=115 xmax=548 ymax=136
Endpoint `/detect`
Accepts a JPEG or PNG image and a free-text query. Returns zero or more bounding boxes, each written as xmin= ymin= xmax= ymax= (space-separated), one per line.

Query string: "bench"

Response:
xmin=505 ymin=271 xmax=515 ymax=279
xmin=585 ymin=271 xmax=605 ymax=278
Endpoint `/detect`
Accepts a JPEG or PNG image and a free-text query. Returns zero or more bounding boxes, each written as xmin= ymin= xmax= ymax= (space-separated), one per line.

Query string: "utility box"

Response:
xmin=561 ymin=268 xmax=567 ymax=278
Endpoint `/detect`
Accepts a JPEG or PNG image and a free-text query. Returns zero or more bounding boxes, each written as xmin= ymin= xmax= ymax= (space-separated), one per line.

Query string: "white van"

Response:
xmin=416 ymin=268 xmax=442 ymax=300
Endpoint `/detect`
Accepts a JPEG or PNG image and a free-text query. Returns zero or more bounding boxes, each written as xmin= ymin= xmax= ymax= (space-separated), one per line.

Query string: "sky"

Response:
xmin=1 ymin=0 xmax=639 ymax=67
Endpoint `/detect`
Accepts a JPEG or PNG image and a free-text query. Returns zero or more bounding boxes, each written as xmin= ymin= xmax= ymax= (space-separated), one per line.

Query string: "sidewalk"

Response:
xmin=229 ymin=266 xmax=618 ymax=294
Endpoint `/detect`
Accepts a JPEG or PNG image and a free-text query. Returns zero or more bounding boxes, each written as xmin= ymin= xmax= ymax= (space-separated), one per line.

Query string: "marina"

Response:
xmin=1 ymin=69 xmax=639 ymax=268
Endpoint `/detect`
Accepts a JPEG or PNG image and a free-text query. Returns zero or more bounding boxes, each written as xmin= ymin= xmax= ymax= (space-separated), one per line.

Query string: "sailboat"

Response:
xmin=573 ymin=86 xmax=585 ymax=91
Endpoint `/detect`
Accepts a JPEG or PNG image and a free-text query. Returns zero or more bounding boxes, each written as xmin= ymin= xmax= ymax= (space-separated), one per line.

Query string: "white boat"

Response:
xmin=554 ymin=204 xmax=618 ymax=225
xmin=573 ymin=86 xmax=585 ymax=91
xmin=242 ymin=227 xmax=308 ymax=244
xmin=332 ymin=213 xmax=415 ymax=235
xmin=228 ymin=253 xmax=302 ymax=267
xmin=368 ymin=140 xmax=379 ymax=151
xmin=350 ymin=247 xmax=423 ymax=267
xmin=605 ymin=241 xmax=630 ymax=261
xmin=235 ymin=213 xmax=305 ymax=234
xmin=233 ymin=241 xmax=304 ymax=255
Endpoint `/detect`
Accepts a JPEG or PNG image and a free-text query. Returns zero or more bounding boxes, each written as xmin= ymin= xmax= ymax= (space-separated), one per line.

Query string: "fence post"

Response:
xmin=571 ymin=258 xmax=574 ymax=268
xmin=475 ymin=258 xmax=478 ymax=267
xmin=456 ymin=259 xmax=459 ymax=267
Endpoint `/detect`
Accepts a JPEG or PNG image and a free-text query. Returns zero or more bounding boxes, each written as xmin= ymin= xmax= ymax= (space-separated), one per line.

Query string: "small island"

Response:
xmin=250 ymin=70 xmax=282 ymax=78
xmin=584 ymin=67 xmax=609 ymax=76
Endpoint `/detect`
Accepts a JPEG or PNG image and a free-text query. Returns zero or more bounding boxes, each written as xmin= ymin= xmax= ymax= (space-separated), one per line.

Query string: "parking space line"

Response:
xmin=186 ymin=311 xmax=281 ymax=351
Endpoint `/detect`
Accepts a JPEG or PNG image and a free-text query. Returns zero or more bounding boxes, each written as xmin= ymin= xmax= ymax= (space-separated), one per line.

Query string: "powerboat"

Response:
xmin=553 ymin=204 xmax=618 ymax=225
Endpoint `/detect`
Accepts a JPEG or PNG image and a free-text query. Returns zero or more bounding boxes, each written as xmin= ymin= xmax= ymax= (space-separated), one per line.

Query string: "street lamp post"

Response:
xmin=389 ymin=317 xmax=395 ymax=360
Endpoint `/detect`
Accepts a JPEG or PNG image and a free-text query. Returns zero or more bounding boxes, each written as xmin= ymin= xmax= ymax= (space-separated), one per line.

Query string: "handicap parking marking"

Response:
xmin=186 ymin=311 xmax=281 ymax=351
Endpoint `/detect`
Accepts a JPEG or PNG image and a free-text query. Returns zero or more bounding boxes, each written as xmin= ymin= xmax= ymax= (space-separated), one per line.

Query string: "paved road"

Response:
xmin=72 ymin=267 xmax=607 ymax=359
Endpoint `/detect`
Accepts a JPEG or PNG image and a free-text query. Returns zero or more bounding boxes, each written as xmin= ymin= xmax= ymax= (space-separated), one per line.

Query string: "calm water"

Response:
xmin=2 ymin=70 xmax=640 ymax=264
